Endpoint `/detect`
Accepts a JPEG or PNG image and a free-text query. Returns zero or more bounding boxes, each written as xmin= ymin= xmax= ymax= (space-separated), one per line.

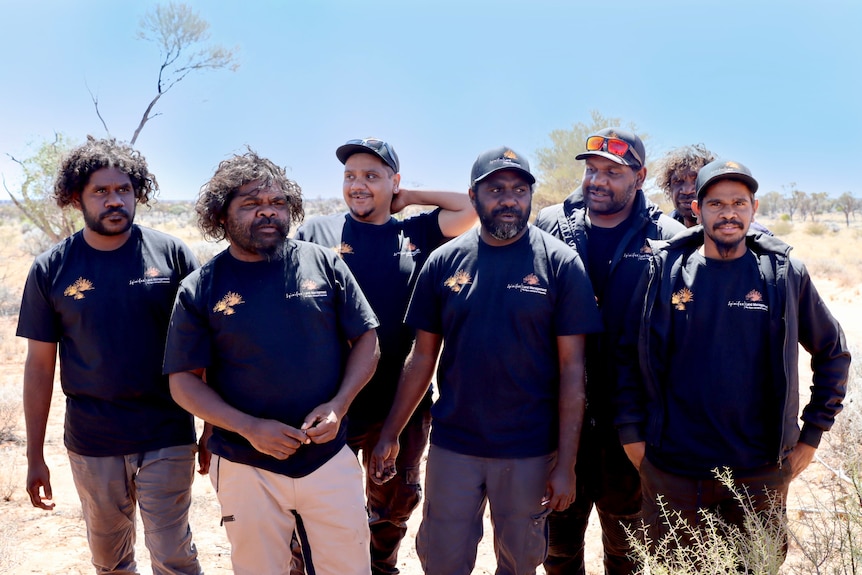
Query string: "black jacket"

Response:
xmin=615 ymin=227 xmax=850 ymax=464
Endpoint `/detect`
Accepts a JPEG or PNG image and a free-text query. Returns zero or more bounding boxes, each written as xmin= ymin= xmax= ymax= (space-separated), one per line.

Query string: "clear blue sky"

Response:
xmin=1 ymin=0 xmax=860 ymax=202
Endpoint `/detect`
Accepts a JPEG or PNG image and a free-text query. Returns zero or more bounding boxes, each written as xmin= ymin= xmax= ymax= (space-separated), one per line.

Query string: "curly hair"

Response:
xmin=54 ymin=136 xmax=157 ymax=208
xmin=654 ymin=144 xmax=715 ymax=199
xmin=196 ymin=149 xmax=304 ymax=241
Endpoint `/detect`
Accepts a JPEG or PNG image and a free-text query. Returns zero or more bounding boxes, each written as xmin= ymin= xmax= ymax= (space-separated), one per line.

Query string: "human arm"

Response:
xmin=23 ymin=339 xmax=57 ymax=510
xmin=170 ymin=369 xmax=310 ymax=460
xmin=544 ymin=334 xmax=586 ymax=511
xmin=302 ymin=329 xmax=380 ymax=444
xmin=197 ymin=421 xmax=213 ymax=474
xmin=390 ymin=188 xmax=477 ymax=238
xmin=370 ymin=329 xmax=442 ymax=484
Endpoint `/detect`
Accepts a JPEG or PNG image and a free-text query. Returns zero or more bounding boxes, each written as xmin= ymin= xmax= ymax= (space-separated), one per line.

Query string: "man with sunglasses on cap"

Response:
xmin=371 ymin=146 xmax=602 ymax=575
xmin=615 ymin=159 xmax=849 ymax=563
xmin=294 ymin=137 xmax=476 ymax=575
xmin=655 ymin=144 xmax=773 ymax=235
xmin=534 ymin=127 xmax=684 ymax=575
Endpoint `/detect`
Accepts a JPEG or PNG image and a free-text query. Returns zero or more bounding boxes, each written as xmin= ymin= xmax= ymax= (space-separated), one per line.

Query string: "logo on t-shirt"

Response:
xmin=727 ymin=289 xmax=768 ymax=312
xmin=145 ymin=267 xmax=161 ymax=278
xmin=64 ymin=277 xmax=94 ymax=300
xmin=671 ymin=287 xmax=694 ymax=310
xmin=394 ymin=241 xmax=421 ymax=257
xmin=213 ymin=291 xmax=244 ymax=315
xmin=286 ymin=279 xmax=328 ymax=299
xmin=129 ymin=266 xmax=172 ymax=286
xmin=622 ymin=241 xmax=654 ymax=261
xmin=507 ymin=273 xmax=548 ymax=295
xmin=444 ymin=270 xmax=472 ymax=293
xmin=332 ymin=243 xmax=354 ymax=257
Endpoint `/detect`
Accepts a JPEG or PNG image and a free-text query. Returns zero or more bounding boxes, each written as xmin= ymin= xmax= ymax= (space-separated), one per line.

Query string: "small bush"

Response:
xmin=805 ymin=222 xmax=828 ymax=236
xmin=769 ymin=220 xmax=793 ymax=236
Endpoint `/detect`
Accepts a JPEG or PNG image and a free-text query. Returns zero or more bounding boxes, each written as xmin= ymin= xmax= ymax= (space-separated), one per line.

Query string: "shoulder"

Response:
xmin=30 ymin=233 xmax=81 ymax=272
xmin=534 ymin=203 xmax=563 ymax=232
xmin=528 ymin=226 xmax=581 ymax=263
xmin=136 ymin=225 xmax=194 ymax=251
xmin=295 ymin=213 xmax=348 ymax=237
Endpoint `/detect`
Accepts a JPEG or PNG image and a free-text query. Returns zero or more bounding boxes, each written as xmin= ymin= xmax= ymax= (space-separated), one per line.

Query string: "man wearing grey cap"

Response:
xmin=294 ymin=137 xmax=475 ymax=575
xmin=535 ymin=127 xmax=684 ymax=575
xmin=371 ymin=146 xmax=602 ymax=575
xmin=615 ymin=159 xmax=849 ymax=562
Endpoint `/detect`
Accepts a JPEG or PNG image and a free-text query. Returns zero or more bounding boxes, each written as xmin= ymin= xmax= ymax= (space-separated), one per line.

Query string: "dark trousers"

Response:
xmin=544 ymin=425 xmax=642 ymax=575
xmin=349 ymin=405 xmax=432 ymax=575
xmin=639 ymin=456 xmax=792 ymax=557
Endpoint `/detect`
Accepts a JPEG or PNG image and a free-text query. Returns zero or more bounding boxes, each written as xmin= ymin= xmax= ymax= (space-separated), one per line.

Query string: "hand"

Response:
xmin=26 ymin=460 xmax=55 ymax=510
xmin=623 ymin=441 xmax=646 ymax=471
xmin=788 ymin=442 xmax=816 ymax=480
xmin=543 ymin=464 xmax=577 ymax=512
xmin=369 ymin=435 xmax=400 ymax=485
xmin=197 ymin=423 xmax=213 ymax=475
xmin=245 ymin=418 xmax=309 ymax=459
xmin=389 ymin=188 xmax=409 ymax=214
xmin=301 ymin=403 xmax=340 ymax=444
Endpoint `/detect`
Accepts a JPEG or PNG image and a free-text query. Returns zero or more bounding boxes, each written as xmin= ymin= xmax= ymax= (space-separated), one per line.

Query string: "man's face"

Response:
xmin=342 ymin=153 xmax=400 ymax=225
xmin=582 ymin=156 xmax=642 ymax=218
xmin=670 ymin=168 xmax=698 ymax=221
xmin=224 ymin=179 xmax=291 ymax=261
xmin=77 ymin=167 xmax=136 ymax=237
xmin=692 ymin=179 xmax=758 ymax=259
xmin=470 ymin=169 xmax=532 ymax=245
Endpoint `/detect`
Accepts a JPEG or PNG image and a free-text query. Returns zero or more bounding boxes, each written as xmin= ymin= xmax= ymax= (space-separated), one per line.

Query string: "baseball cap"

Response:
xmin=695 ymin=159 xmax=759 ymax=200
xmin=336 ymin=138 xmax=400 ymax=173
xmin=575 ymin=127 xmax=645 ymax=168
xmin=470 ymin=146 xmax=536 ymax=188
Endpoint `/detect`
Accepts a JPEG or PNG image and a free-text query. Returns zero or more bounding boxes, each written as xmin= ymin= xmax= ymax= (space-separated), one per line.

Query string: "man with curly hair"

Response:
xmin=655 ymin=144 xmax=772 ymax=235
xmin=18 ymin=136 xmax=203 ymax=574
xmin=164 ymin=150 xmax=380 ymax=575
xmin=294 ymin=137 xmax=476 ymax=575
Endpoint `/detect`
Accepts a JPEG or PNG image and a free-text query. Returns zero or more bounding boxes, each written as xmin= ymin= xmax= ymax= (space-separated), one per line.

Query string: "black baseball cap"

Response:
xmin=695 ymin=159 xmax=759 ymax=200
xmin=336 ymin=138 xmax=400 ymax=173
xmin=575 ymin=127 xmax=645 ymax=168
xmin=470 ymin=146 xmax=535 ymax=188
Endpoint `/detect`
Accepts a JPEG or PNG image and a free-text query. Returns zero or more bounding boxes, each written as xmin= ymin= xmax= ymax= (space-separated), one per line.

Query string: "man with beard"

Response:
xmin=371 ymin=146 xmax=602 ymax=575
xmin=164 ymin=150 xmax=380 ymax=575
xmin=616 ymin=160 xmax=849 ymax=564
xmin=294 ymin=138 xmax=476 ymax=575
xmin=655 ymin=144 xmax=772 ymax=235
xmin=18 ymin=136 xmax=203 ymax=574
xmin=534 ymin=128 xmax=684 ymax=575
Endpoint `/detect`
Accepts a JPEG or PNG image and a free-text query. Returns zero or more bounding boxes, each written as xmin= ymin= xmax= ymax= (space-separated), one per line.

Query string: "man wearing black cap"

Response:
xmin=535 ymin=128 xmax=684 ymax=575
xmin=371 ymin=146 xmax=602 ymax=575
xmin=294 ymin=137 xmax=475 ymax=575
xmin=616 ymin=159 xmax=849 ymax=561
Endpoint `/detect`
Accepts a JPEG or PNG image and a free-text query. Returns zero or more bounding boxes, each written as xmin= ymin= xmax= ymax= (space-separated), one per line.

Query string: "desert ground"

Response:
xmin=0 ymin=206 xmax=859 ymax=574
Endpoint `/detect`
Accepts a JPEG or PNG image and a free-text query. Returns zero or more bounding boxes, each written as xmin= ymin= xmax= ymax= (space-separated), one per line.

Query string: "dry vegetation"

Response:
xmin=0 ymin=202 xmax=858 ymax=574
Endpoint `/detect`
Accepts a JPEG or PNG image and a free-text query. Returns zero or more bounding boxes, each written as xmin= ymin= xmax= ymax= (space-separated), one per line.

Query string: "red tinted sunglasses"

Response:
xmin=585 ymin=136 xmax=643 ymax=166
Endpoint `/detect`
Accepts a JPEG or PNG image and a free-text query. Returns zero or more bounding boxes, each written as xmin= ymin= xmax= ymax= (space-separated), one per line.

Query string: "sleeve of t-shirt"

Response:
xmin=403 ymin=208 xmax=446 ymax=247
xmin=403 ymin=256 xmax=443 ymax=334
xmin=330 ymin=254 xmax=380 ymax=341
xmin=163 ymin=272 xmax=212 ymax=375
xmin=553 ymin=250 xmax=603 ymax=336
xmin=16 ymin=256 xmax=60 ymax=343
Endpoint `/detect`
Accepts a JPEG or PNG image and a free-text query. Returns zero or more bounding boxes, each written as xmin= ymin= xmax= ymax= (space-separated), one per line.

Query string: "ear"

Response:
xmin=691 ymin=198 xmax=701 ymax=218
xmin=468 ymin=187 xmax=476 ymax=206
xmin=392 ymin=173 xmax=401 ymax=195
xmin=635 ymin=166 xmax=647 ymax=189
xmin=72 ymin=192 xmax=82 ymax=210
xmin=752 ymin=198 xmax=759 ymax=215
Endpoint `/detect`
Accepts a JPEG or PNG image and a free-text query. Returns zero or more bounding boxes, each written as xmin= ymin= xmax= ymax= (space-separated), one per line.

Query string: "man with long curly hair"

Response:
xmin=164 ymin=150 xmax=380 ymax=575
xmin=18 ymin=136 xmax=203 ymax=574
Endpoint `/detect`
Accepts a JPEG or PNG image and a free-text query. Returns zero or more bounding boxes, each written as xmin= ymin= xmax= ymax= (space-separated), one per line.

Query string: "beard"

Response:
xmin=226 ymin=216 xmax=289 ymax=261
xmin=706 ymin=220 xmax=746 ymax=258
xmin=476 ymin=203 xmax=530 ymax=241
xmin=81 ymin=205 xmax=134 ymax=236
xmin=584 ymin=182 xmax=636 ymax=216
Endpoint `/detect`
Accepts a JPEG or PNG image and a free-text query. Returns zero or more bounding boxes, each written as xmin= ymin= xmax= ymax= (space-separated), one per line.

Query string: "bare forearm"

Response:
xmin=398 ymin=189 xmax=476 ymax=237
xmin=169 ymin=371 xmax=259 ymax=437
xmin=23 ymin=343 xmax=57 ymax=463
xmin=380 ymin=346 xmax=436 ymax=441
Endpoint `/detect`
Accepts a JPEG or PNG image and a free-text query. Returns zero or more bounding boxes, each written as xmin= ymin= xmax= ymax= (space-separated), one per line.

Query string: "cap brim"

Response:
xmin=575 ymin=150 xmax=638 ymax=167
xmin=697 ymin=174 xmax=759 ymax=199
xmin=472 ymin=166 xmax=536 ymax=187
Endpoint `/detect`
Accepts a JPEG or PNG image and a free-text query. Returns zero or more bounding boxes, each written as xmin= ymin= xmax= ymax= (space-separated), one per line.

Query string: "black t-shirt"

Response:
xmin=16 ymin=226 xmax=199 ymax=456
xmin=407 ymin=226 xmax=603 ymax=458
xmin=294 ymin=211 xmax=445 ymax=423
xmin=651 ymin=250 xmax=778 ymax=476
xmin=163 ymin=240 xmax=379 ymax=477
xmin=585 ymin=220 xmax=627 ymax=300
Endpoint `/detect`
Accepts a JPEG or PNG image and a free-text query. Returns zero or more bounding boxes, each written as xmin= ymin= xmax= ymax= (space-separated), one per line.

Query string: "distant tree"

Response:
xmin=757 ymin=191 xmax=783 ymax=217
xmin=809 ymin=192 xmax=829 ymax=221
xmin=782 ymin=183 xmax=803 ymax=222
xmin=836 ymin=192 xmax=859 ymax=227
xmin=92 ymin=1 xmax=239 ymax=144
xmin=532 ymin=110 xmax=651 ymax=213
xmin=2 ymin=134 xmax=81 ymax=244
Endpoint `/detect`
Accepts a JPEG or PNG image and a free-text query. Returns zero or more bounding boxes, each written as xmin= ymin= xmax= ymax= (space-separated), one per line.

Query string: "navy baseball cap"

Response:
xmin=336 ymin=138 xmax=400 ymax=173
xmin=695 ymin=159 xmax=759 ymax=200
xmin=470 ymin=146 xmax=535 ymax=188
xmin=575 ymin=127 xmax=645 ymax=168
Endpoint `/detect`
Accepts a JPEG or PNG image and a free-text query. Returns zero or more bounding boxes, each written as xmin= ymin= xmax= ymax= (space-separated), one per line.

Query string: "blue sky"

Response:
xmin=1 ymin=0 xmax=860 ymax=202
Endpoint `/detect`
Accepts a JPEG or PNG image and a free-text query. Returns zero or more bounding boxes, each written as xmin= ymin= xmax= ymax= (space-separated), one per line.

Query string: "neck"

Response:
xmin=588 ymin=201 xmax=635 ymax=229
xmin=81 ymin=227 xmax=133 ymax=251
xmin=479 ymin=226 xmax=527 ymax=247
